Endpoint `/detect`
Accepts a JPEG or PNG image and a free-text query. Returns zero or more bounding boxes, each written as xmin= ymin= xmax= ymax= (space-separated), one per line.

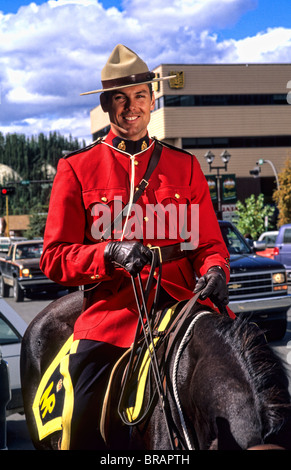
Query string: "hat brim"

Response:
xmin=80 ymin=75 xmax=176 ymax=96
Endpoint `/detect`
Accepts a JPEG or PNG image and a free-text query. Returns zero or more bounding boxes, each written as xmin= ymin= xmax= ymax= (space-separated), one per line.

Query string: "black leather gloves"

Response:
xmin=194 ymin=266 xmax=229 ymax=307
xmin=104 ymin=241 xmax=152 ymax=277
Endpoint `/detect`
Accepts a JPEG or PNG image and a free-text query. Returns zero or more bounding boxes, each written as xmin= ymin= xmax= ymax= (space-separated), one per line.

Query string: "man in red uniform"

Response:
xmin=40 ymin=44 xmax=231 ymax=449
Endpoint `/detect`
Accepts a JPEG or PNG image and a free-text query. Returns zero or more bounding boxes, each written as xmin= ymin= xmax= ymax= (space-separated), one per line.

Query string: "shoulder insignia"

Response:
xmin=63 ymin=137 xmax=104 ymax=159
xmin=151 ymin=137 xmax=192 ymax=156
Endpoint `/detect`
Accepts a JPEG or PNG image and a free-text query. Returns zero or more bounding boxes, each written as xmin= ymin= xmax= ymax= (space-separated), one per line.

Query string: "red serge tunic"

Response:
xmin=40 ymin=131 xmax=231 ymax=348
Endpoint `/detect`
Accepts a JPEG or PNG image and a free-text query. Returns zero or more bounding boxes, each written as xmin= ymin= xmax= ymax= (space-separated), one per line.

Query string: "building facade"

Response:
xmin=90 ymin=64 xmax=291 ymax=219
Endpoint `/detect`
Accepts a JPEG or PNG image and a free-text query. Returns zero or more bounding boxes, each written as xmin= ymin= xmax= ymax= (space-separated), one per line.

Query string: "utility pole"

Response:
xmin=1 ymin=187 xmax=16 ymax=236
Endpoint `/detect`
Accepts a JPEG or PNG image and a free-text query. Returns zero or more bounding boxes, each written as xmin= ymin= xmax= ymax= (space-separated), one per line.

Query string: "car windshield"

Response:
xmin=220 ymin=224 xmax=252 ymax=255
xmin=260 ymin=234 xmax=277 ymax=246
xmin=15 ymin=243 xmax=43 ymax=259
xmin=0 ymin=315 xmax=21 ymax=345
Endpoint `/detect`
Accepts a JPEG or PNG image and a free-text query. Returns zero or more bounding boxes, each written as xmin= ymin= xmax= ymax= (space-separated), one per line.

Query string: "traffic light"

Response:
xmin=1 ymin=187 xmax=15 ymax=196
xmin=249 ymin=166 xmax=261 ymax=177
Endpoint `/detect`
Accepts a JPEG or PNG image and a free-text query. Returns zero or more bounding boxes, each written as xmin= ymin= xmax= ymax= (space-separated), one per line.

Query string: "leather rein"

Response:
xmin=118 ymin=249 xmax=208 ymax=451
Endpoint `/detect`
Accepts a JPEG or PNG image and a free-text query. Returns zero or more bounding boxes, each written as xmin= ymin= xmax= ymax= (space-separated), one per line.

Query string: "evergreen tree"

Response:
xmin=26 ymin=205 xmax=48 ymax=239
xmin=0 ymin=132 xmax=85 ymax=218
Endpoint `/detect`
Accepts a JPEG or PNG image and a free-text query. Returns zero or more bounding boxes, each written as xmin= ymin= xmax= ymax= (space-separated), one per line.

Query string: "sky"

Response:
xmin=0 ymin=0 xmax=291 ymax=144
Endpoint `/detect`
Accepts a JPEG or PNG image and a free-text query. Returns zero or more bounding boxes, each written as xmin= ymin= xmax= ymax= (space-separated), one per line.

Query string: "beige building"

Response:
xmin=90 ymin=63 xmax=291 ymax=215
xmin=1 ymin=215 xmax=30 ymax=237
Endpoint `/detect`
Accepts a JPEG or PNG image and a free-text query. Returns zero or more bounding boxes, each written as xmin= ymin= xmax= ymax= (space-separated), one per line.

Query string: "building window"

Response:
xmin=155 ymin=93 xmax=288 ymax=108
xmin=182 ymin=135 xmax=291 ymax=149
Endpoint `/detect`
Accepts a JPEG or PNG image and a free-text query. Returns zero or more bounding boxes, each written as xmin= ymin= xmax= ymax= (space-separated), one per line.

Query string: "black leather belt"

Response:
xmin=149 ymin=243 xmax=188 ymax=263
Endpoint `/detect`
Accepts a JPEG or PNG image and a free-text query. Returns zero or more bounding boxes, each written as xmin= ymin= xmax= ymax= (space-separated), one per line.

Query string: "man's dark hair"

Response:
xmin=100 ymin=83 xmax=153 ymax=111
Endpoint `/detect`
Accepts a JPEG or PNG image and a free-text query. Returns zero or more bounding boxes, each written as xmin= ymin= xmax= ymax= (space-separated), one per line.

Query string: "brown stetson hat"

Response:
xmin=80 ymin=44 xmax=175 ymax=95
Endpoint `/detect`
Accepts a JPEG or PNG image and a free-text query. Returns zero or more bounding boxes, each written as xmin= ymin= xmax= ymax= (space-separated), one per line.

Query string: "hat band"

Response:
xmin=102 ymin=71 xmax=156 ymax=91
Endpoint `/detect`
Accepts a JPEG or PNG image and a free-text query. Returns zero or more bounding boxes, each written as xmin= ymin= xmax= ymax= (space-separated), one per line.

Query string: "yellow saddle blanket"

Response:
xmin=32 ymin=334 xmax=74 ymax=441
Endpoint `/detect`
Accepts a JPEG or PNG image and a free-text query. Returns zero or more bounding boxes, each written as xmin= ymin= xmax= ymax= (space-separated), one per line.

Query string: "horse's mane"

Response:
xmin=213 ymin=314 xmax=291 ymax=439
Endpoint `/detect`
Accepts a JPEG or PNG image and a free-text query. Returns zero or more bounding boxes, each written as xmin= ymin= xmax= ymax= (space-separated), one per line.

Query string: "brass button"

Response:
xmin=101 ymin=196 xmax=107 ymax=202
xmin=134 ymin=160 xmax=139 ymax=165
xmin=90 ymin=274 xmax=99 ymax=280
xmin=175 ymin=193 xmax=180 ymax=199
xmin=144 ymin=216 xmax=149 ymax=222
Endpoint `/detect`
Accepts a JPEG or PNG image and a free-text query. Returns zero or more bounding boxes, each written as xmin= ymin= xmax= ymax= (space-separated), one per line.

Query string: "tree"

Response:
xmin=26 ymin=205 xmax=48 ymax=239
xmin=0 ymin=131 xmax=85 ymax=216
xmin=235 ymin=193 xmax=275 ymax=240
xmin=273 ymin=158 xmax=291 ymax=227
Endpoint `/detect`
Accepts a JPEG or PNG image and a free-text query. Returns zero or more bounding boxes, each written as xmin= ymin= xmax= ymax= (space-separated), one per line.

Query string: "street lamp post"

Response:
xmin=257 ymin=159 xmax=280 ymax=190
xmin=204 ymin=150 xmax=231 ymax=219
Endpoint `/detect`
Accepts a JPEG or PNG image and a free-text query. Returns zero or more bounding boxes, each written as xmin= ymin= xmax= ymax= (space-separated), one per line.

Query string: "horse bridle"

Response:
xmin=118 ymin=248 xmax=178 ymax=448
xmin=118 ymin=248 xmax=213 ymax=451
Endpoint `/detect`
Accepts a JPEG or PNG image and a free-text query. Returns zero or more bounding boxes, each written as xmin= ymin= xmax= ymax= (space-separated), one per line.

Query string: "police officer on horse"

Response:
xmin=40 ymin=44 xmax=231 ymax=450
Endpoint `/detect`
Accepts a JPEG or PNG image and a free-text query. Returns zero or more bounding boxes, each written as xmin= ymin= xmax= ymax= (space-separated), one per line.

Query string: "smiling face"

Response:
xmin=103 ymin=84 xmax=155 ymax=141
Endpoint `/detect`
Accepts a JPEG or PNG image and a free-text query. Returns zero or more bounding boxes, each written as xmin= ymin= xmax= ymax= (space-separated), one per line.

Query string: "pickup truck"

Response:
xmin=273 ymin=224 xmax=291 ymax=283
xmin=220 ymin=221 xmax=291 ymax=341
xmin=0 ymin=240 xmax=65 ymax=302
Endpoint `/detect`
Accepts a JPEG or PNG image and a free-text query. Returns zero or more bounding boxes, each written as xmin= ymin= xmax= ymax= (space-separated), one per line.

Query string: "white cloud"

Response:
xmin=7 ymin=86 xmax=61 ymax=104
xmin=0 ymin=111 xmax=92 ymax=143
xmin=221 ymin=27 xmax=291 ymax=63
xmin=122 ymin=0 xmax=256 ymax=33
xmin=0 ymin=0 xmax=290 ymax=143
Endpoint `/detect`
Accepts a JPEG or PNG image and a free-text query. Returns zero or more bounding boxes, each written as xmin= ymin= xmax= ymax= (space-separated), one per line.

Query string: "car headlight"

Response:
xmin=21 ymin=268 xmax=30 ymax=277
xmin=272 ymin=272 xmax=286 ymax=284
xmin=272 ymin=272 xmax=288 ymax=291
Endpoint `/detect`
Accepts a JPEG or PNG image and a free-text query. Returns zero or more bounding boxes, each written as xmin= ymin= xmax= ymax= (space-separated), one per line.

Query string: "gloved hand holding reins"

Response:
xmin=194 ymin=266 xmax=229 ymax=307
xmin=104 ymin=241 xmax=152 ymax=277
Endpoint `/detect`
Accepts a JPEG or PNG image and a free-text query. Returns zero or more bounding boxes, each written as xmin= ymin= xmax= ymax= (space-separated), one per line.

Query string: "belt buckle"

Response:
xmin=140 ymin=178 xmax=149 ymax=188
xmin=150 ymin=246 xmax=162 ymax=263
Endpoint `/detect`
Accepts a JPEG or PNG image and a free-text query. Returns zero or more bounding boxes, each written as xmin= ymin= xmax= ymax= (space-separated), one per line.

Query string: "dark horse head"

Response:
xmin=21 ymin=292 xmax=291 ymax=450
xmin=129 ymin=309 xmax=291 ymax=450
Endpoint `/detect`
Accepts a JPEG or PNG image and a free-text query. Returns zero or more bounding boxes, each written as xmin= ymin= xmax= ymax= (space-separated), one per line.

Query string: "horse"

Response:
xmin=20 ymin=290 xmax=291 ymax=450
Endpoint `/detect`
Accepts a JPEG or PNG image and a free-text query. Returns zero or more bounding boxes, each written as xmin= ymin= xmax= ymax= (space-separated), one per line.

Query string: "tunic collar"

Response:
xmin=105 ymin=130 xmax=150 ymax=155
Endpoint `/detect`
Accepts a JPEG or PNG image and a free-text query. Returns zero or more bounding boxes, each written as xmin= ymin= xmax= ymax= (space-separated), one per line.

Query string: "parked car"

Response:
xmin=258 ymin=231 xmax=279 ymax=244
xmin=0 ymin=299 xmax=27 ymax=416
xmin=253 ymin=230 xmax=279 ymax=259
xmin=219 ymin=221 xmax=291 ymax=341
xmin=0 ymin=346 xmax=11 ymax=449
xmin=0 ymin=239 xmax=66 ymax=302
xmin=273 ymin=224 xmax=291 ymax=283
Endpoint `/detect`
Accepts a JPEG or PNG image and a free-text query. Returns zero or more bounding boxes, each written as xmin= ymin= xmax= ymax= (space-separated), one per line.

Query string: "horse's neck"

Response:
xmin=174 ymin=317 xmax=263 ymax=450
